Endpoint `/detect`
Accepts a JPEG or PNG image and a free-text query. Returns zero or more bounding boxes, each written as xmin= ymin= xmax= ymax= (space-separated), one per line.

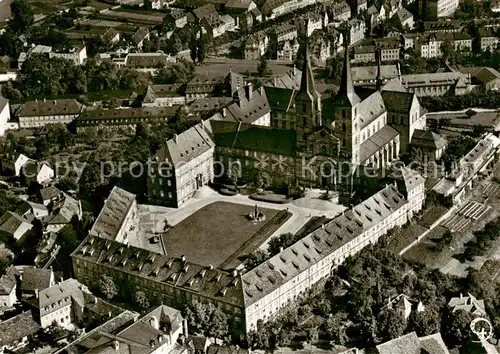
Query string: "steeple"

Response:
xmin=376 ymin=46 xmax=383 ymax=91
xmin=336 ymin=45 xmax=360 ymax=106
xmin=299 ymin=36 xmax=320 ymax=100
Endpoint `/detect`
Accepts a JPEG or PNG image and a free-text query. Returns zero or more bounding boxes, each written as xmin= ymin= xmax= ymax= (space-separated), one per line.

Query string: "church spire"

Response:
xmin=336 ymin=44 xmax=360 ymax=106
xmin=299 ymin=25 xmax=319 ymax=100
xmin=375 ymin=46 xmax=383 ymax=91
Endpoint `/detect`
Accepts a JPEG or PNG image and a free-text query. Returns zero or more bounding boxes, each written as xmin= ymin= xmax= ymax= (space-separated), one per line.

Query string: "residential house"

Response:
xmin=310 ymin=36 xmax=331 ymax=62
xmin=1 ymin=153 xmax=29 ymax=177
xmin=187 ymin=335 xmax=211 ymax=354
xmin=18 ymin=45 xmax=52 ymax=68
xmin=394 ymin=7 xmax=414 ymax=29
xmin=170 ymin=8 xmax=188 ymax=29
xmin=423 ymin=20 xmax=464 ymax=33
xmin=115 ymin=51 xmax=172 ymax=75
xmin=76 ymin=106 xmax=177 ymax=132
xmin=20 ymin=267 xmax=55 ymax=297
xmin=244 ymin=31 xmax=269 ymax=60
xmin=380 ymin=294 xmax=425 ymax=321
xmin=297 ymin=12 xmax=328 ymax=37
xmin=102 ymin=28 xmax=120 ymax=44
xmin=0 ymin=95 xmax=10 ymax=136
xmin=325 ymin=0 xmax=351 ymax=23
xmin=187 ymin=97 xmax=233 ymax=118
xmin=262 ymin=67 xmax=302 ymax=89
xmin=185 ymin=72 xmax=244 ymax=101
xmin=277 ymin=38 xmax=300 ymax=61
xmin=148 ymin=123 xmax=215 ymax=208
xmin=16 ymin=201 xmax=49 ymax=221
xmin=345 ymin=18 xmax=365 ymax=45
xmin=16 ymin=98 xmax=83 ymax=128
xmin=0 ymin=265 xmax=18 ymax=309
xmin=225 ymin=0 xmax=258 ymax=31
xmin=45 ymin=192 xmax=82 ymax=234
xmin=326 ymin=26 xmax=345 ymax=53
xmin=478 ymin=26 xmax=498 ymax=52
xmin=203 ymin=14 xmax=236 ymax=38
xmin=376 ymin=332 xmax=450 ymax=354
xmin=353 ymin=38 xmax=400 ymax=63
xmin=419 ymin=32 xmax=472 ymax=58
xmin=85 ymin=187 xmax=136 ymax=245
xmin=49 ymin=45 xmax=87 ymax=66
xmin=424 ymin=0 xmax=459 ymax=18
xmin=274 ymin=23 xmax=298 ymax=43
xmin=0 ymin=311 xmax=41 ymax=352
xmin=448 ymin=293 xmax=487 ymax=317
xmin=400 ymin=71 xmax=471 ymax=96
xmin=458 ymin=66 xmax=500 ymax=93
xmin=0 ymin=211 xmax=34 ymax=243
xmin=21 ymin=160 xmax=55 ymax=185
xmin=39 ymin=186 xmax=64 ymax=207
xmin=133 ymin=27 xmax=150 ymax=51
xmin=411 ymin=129 xmax=447 ymax=160
xmin=142 ymin=84 xmax=186 ymax=107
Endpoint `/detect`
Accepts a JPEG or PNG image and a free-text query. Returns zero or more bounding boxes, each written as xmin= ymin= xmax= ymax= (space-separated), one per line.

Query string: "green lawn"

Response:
xmin=162 ymin=202 xmax=288 ymax=269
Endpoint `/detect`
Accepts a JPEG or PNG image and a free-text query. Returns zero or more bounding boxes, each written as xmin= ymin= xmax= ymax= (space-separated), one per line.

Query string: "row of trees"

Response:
xmin=246 ymin=238 xmax=489 ymax=350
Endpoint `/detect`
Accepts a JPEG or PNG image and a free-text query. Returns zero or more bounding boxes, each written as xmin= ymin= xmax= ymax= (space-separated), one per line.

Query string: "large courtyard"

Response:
xmin=161 ymin=201 xmax=291 ymax=270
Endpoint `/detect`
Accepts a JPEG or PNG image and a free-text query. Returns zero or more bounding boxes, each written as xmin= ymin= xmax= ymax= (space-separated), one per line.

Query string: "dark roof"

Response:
xmin=411 ymin=129 xmax=447 ymax=150
xmin=17 ymin=99 xmax=82 ymax=118
xmin=39 ymin=186 xmax=63 ymax=202
xmin=79 ymin=106 xmax=177 ymax=121
xmin=154 ymin=123 xmax=214 ymax=165
xmin=0 ymin=95 xmax=8 ymax=113
xmin=336 ymin=49 xmax=361 ymax=107
xmin=193 ymin=3 xmax=218 ymax=20
xmin=132 ymin=27 xmax=149 ymax=45
xmin=381 ymin=91 xmax=415 ymax=112
xmin=359 ymin=125 xmax=399 ymax=163
xmin=0 ymin=311 xmax=40 ymax=346
xmin=264 ymin=86 xmax=294 ymax=111
xmin=376 ymin=332 xmax=421 ymax=354
xmin=222 ymin=88 xmax=271 ymax=124
xmin=211 ymin=120 xmax=297 ymax=157
xmin=0 ymin=211 xmax=31 ymax=237
xmin=125 ymin=53 xmax=169 ymax=69
xmin=20 ymin=267 xmax=53 ymax=292
xmin=71 ymin=235 xmax=245 ymax=308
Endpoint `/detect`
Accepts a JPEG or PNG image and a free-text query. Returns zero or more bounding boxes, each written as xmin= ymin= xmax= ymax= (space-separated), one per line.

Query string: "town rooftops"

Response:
xmin=377 ymin=331 xmax=450 ymax=354
xmin=20 ymin=267 xmax=54 ymax=292
xmin=0 ymin=311 xmax=40 ymax=348
xmin=89 ymin=186 xmax=136 ymax=240
xmin=35 ymin=279 xmax=87 ymax=315
xmin=193 ymin=3 xmax=218 ymax=20
xmin=143 ymin=84 xmax=184 ymax=103
xmin=400 ymin=72 xmax=471 ymax=87
xmin=132 ymin=27 xmax=149 ymax=45
xmin=458 ymin=66 xmax=500 ymax=85
xmin=390 ymin=167 xmax=426 ymax=193
xmin=0 ymin=211 xmax=33 ymax=239
xmin=241 ymin=184 xmax=408 ymax=307
xmin=226 ymin=0 xmax=254 ymax=9
xmin=39 ymin=186 xmax=63 ymax=203
xmin=221 ymin=87 xmax=270 ymax=124
xmin=359 ymin=125 xmax=399 ymax=164
xmin=448 ymin=293 xmax=487 ymax=316
xmin=47 ymin=193 xmax=80 ymax=225
xmin=79 ymin=106 xmax=177 ymax=121
xmin=154 ymin=123 xmax=214 ymax=166
xmin=395 ymin=7 xmax=412 ymax=22
xmin=71 ymin=235 xmax=245 ymax=308
xmin=125 ymin=52 xmax=170 ymax=68
xmin=102 ymin=28 xmax=119 ymax=43
xmin=16 ymin=99 xmax=83 ymax=118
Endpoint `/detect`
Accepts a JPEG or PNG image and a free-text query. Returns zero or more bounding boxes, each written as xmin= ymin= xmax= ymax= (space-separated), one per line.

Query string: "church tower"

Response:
xmin=375 ymin=46 xmax=383 ymax=91
xmin=333 ymin=46 xmax=361 ymax=165
xmin=294 ymin=34 xmax=322 ymax=148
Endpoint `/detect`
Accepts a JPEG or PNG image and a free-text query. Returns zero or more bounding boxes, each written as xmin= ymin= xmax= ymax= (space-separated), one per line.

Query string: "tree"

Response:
xmin=442 ymin=309 xmax=474 ymax=347
xmin=135 ymin=122 xmax=150 ymax=139
xmin=9 ymin=0 xmax=34 ymax=33
xmin=144 ymin=0 xmax=153 ymax=10
xmin=207 ymin=306 xmax=229 ymax=339
xmin=189 ymin=33 xmax=198 ymax=63
xmin=377 ymin=309 xmax=407 ymax=342
xmin=0 ymin=28 xmax=23 ymax=57
xmin=99 ymin=275 xmax=117 ymax=300
xmin=268 ymin=233 xmax=296 ymax=256
xmin=197 ymin=33 xmax=206 ymax=64
xmin=55 ymin=178 xmax=78 ymax=192
xmin=324 ymin=312 xmax=349 ymax=345
xmin=408 ymin=304 xmax=441 ymax=337
xmin=185 ymin=300 xmax=229 ymax=339
xmin=246 ymin=249 xmax=268 ymax=270
xmin=58 ymin=224 xmax=77 ymax=251
xmin=440 ymin=40 xmax=456 ymax=65
xmin=135 ymin=291 xmax=150 ymax=310
xmin=257 ymin=56 xmax=270 ymax=77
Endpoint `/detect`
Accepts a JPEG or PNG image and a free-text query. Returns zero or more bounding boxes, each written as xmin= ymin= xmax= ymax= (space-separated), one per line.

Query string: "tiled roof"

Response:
xmin=0 ymin=211 xmax=32 ymax=237
xmin=132 ymin=27 xmax=149 ymax=45
xmin=359 ymin=125 xmax=399 ymax=163
xmin=193 ymin=4 xmax=218 ymax=20
xmin=211 ymin=120 xmax=297 ymax=157
xmin=358 ymin=91 xmax=386 ymax=130
xmin=0 ymin=265 xmax=17 ymax=296
xmin=419 ymin=333 xmax=450 ymax=354
xmin=186 ymin=73 xmax=226 ymax=94
xmin=390 ymin=167 xmax=426 ymax=193
xmin=47 ymin=193 xmax=80 ymax=225
xmin=411 ymin=129 xmax=447 ymax=150
xmin=125 ymin=52 xmax=169 ymax=68
xmin=351 ymin=64 xmax=399 ymax=83
xmin=376 ymin=332 xmax=421 ymax=354
xmin=226 ymin=0 xmax=254 ymax=9
xmin=71 ymin=235 xmax=245 ymax=308
xmin=0 ymin=311 xmax=40 ymax=347
xmin=39 ymin=186 xmax=63 ymax=202
xmin=17 ymin=99 xmax=82 ymax=118
xmin=154 ymin=123 xmax=214 ymax=165
xmin=143 ymin=84 xmax=183 ymax=103
xmin=89 ymin=186 xmax=136 ymax=240
xmin=381 ymin=90 xmax=414 ymax=112
xmin=242 ymin=184 xmax=408 ymax=307
xmin=222 ymin=88 xmax=271 ymax=124
xmin=188 ymin=97 xmax=233 ymax=113
xmin=37 ymin=279 xmax=87 ymax=316
xmin=396 ymin=7 xmax=412 ymax=22
xmin=264 ymin=86 xmax=295 ymax=111
xmin=20 ymin=267 xmax=53 ymax=292
xmin=80 ymin=106 xmax=177 ymax=121
xmin=459 ymin=66 xmax=500 ymax=84
xmin=400 ymin=72 xmax=470 ymax=86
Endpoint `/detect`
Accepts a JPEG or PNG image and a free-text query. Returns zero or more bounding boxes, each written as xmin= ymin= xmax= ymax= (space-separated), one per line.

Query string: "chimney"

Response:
xmin=232 ymin=269 xmax=238 ymax=277
xmin=181 ymin=255 xmax=186 ymax=262
xmin=94 ymin=297 xmax=98 ymax=304
xmin=114 ymin=340 xmax=119 ymax=351
xmin=293 ymin=64 xmax=296 ymax=76
xmin=35 ymin=288 xmax=39 ymax=298
xmin=279 ymin=246 xmax=284 ymax=253
xmin=108 ymin=311 xmax=112 ymax=318
xmin=222 ymin=107 xmax=227 ymax=117
xmin=245 ymin=83 xmax=253 ymax=101
xmin=209 ymin=264 xmax=213 ymax=270
xmin=183 ymin=318 xmax=189 ymax=338
xmin=43 ymin=98 xmax=46 ymax=102
xmin=149 ymin=315 xmax=159 ymax=330
xmin=173 ymin=134 xmax=178 ymax=144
